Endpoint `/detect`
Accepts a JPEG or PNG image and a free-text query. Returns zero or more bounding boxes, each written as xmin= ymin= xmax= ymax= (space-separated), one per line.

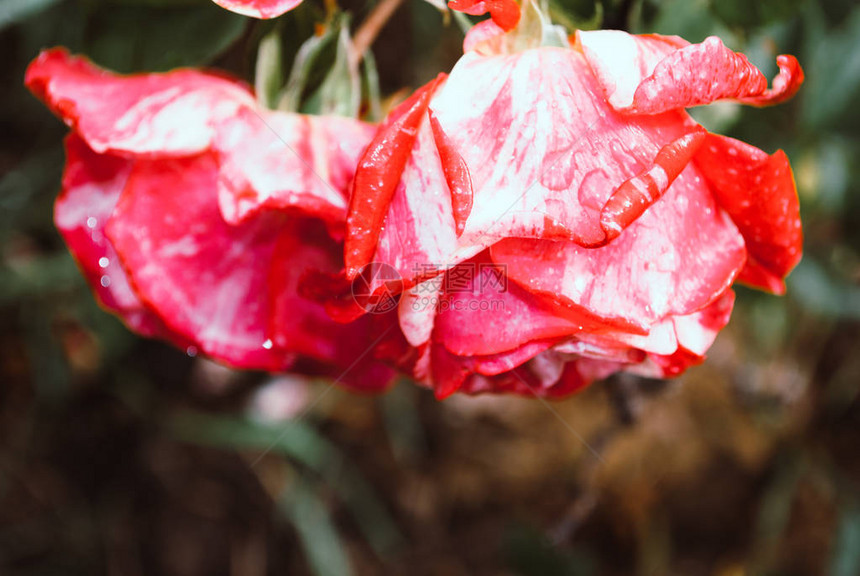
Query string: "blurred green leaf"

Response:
xmin=637 ymin=0 xmax=733 ymax=44
xmin=313 ymin=20 xmax=361 ymax=117
xmin=0 ymin=253 xmax=82 ymax=306
xmin=255 ymin=28 xmax=283 ymax=109
xmin=0 ymin=0 xmax=63 ymax=30
xmin=278 ymin=477 xmax=354 ymax=576
xmin=787 ymin=259 xmax=860 ymax=321
xmin=278 ymin=23 xmax=339 ymax=112
xmin=169 ymin=411 xmax=403 ymax=557
xmin=709 ymin=0 xmax=804 ymax=30
xmin=83 ymin=4 xmax=247 ymax=72
xmin=831 ymin=505 xmax=860 ymax=576
xmin=802 ymin=5 xmax=860 ymax=130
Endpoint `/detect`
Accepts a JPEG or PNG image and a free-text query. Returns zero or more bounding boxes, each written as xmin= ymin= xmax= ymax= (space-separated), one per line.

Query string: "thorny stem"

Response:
xmin=351 ymin=0 xmax=406 ymax=66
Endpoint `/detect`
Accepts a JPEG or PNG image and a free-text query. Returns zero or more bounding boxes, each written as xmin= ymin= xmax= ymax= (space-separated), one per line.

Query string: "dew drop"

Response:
xmin=186 ymin=346 xmax=198 ymax=357
xmin=262 ymin=339 xmax=273 ymax=350
xmin=98 ymin=257 xmax=110 ymax=268
xmin=86 ymin=217 xmax=98 ymax=229
xmin=100 ymin=275 xmax=111 ymax=288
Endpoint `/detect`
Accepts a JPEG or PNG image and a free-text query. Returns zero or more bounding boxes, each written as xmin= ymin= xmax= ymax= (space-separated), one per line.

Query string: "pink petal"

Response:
xmin=434 ymin=258 xmax=588 ymax=357
xmin=448 ymin=0 xmax=520 ymax=31
xmin=576 ymin=30 xmax=689 ymax=110
xmin=55 ymin=136 xmax=180 ymax=340
xmin=672 ymin=289 xmax=735 ymax=356
xmin=491 ymin=166 xmax=746 ymax=330
xmin=694 ymin=134 xmax=802 ymax=294
xmin=428 ymin=109 xmax=473 ymax=236
xmin=106 ymin=153 xmax=291 ymax=371
xmin=463 ymin=19 xmax=507 ymax=54
xmin=25 ymin=48 xmax=254 ymax=157
xmin=215 ymin=108 xmax=374 ymax=227
xmin=430 ymin=48 xmax=702 ymax=252
xmin=267 ymin=219 xmax=395 ymax=391
xmin=372 ymin=110 xmax=460 ymax=287
xmin=578 ymin=32 xmax=804 ymax=114
xmin=599 ymin=127 xmax=707 ymax=243
xmin=345 ymin=75 xmax=445 ymax=279
xmin=211 ymin=0 xmax=302 ymax=18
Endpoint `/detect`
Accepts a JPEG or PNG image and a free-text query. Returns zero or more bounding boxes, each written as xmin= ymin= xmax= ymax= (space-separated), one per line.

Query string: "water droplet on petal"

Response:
xmin=98 ymin=257 xmax=110 ymax=268
xmin=262 ymin=339 xmax=273 ymax=350
xmin=100 ymin=275 xmax=111 ymax=288
xmin=187 ymin=346 xmax=198 ymax=357
xmin=86 ymin=217 xmax=98 ymax=229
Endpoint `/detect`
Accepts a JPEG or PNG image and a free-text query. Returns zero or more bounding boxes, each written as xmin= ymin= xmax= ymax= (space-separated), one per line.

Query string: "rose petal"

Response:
xmin=268 ymin=219 xmax=395 ymax=391
xmin=576 ymin=30 xmax=689 ymax=110
xmin=694 ymin=134 xmax=802 ymax=294
xmin=434 ymin=259 xmax=584 ymax=357
xmin=55 ymin=136 xmax=180 ymax=340
xmin=371 ymin=112 xmax=460 ymax=287
xmin=463 ymin=19 xmax=507 ymax=54
xmin=211 ymin=0 xmax=302 ymax=18
xmin=215 ymin=108 xmax=374 ymax=226
xmin=428 ymin=109 xmax=473 ymax=236
xmin=345 ymin=75 xmax=446 ymax=279
xmin=106 ymin=153 xmax=291 ymax=371
xmin=491 ymin=166 xmax=746 ymax=330
xmin=430 ymin=48 xmax=699 ymax=254
xmin=448 ymin=0 xmax=520 ymax=31
xmin=578 ymin=32 xmax=804 ymax=114
xmin=25 ymin=48 xmax=254 ymax=157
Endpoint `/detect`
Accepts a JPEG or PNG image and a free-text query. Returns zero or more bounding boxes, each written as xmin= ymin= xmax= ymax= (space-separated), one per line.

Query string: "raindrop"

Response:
xmin=98 ymin=257 xmax=110 ymax=268
xmin=262 ymin=339 xmax=273 ymax=350
xmin=86 ymin=217 xmax=98 ymax=229
xmin=100 ymin=275 xmax=111 ymax=288
xmin=187 ymin=346 xmax=198 ymax=357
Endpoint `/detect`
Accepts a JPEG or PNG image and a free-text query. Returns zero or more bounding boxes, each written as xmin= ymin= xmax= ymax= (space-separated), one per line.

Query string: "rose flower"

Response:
xmin=26 ymin=48 xmax=393 ymax=390
xmin=211 ymin=0 xmax=302 ymax=19
xmin=343 ymin=0 xmax=804 ymax=398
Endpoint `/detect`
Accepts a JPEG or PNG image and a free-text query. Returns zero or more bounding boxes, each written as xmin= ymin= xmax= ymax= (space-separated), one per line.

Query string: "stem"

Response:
xmin=351 ymin=0 xmax=405 ymax=65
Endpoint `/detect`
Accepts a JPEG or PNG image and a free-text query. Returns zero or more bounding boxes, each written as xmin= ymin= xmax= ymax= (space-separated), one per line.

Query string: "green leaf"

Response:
xmin=361 ymin=49 xmax=383 ymax=122
xmin=802 ymin=5 xmax=860 ymax=130
xmin=255 ymin=29 xmax=284 ymax=109
xmin=83 ymin=4 xmax=247 ymax=73
xmin=278 ymin=24 xmax=340 ymax=112
xmin=831 ymin=505 xmax=860 ymax=576
xmin=168 ymin=411 xmax=403 ymax=557
xmin=278 ymin=478 xmax=354 ymax=576
xmin=0 ymin=0 xmax=63 ymax=30
xmin=313 ymin=21 xmax=361 ymax=117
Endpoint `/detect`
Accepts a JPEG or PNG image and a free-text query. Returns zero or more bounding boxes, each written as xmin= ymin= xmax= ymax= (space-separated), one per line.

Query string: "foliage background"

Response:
xmin=1 ymin=0 xmax=859 ymax=574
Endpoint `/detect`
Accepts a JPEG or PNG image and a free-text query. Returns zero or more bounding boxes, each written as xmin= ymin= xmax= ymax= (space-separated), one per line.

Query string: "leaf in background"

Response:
xmin=831 ymin=505 xmax=860 ymax=576
xmin=361 ymin=49 xmax=383 ymax=122
xmin=0 ymin=0 xmax=63 ymax=31
xmin=278 ymin=23 xmax=339 ymax=112
xmin=308 ymin=19 xmax=361 ymax=117
xmin=787 ymin=259 xmax=860 ymax=321
xmin=168 ymin=411 xmax=403 ymax=557
xmin=709 ymin=0 xmax=804 ymax=30
xmin=637 ymin=0 xmax=734 ymax=45
xmin=83 ymin=4 xmax=247 ymax=73
xmin=279 ymin=477 xmax=354 ymax=576
xmin=802 ymin=4 xmax=860 ymax=130
xmin=255 ymin=28 xmax=283 ymax=109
